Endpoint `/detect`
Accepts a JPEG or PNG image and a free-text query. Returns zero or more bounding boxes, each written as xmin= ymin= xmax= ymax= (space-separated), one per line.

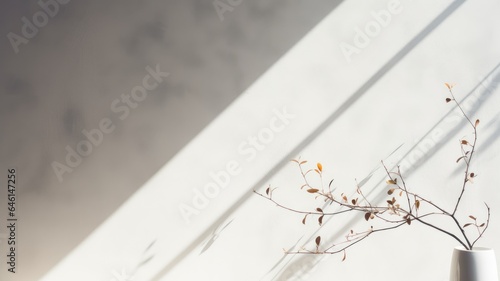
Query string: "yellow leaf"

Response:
xmin=386 ymin=179 xmax=397 ymax=185
xmin=317 ymin=162 xmax=323 ymax=172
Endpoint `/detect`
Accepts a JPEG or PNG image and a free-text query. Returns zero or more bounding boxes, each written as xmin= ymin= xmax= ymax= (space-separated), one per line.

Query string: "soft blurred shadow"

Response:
xmin=0 ymin=0 xmax=343 ymax=280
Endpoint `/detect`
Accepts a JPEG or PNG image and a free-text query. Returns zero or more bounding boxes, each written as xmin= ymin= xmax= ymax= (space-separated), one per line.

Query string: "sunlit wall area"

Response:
xmin=157 ymin=1 xmax=500 ymax=280
xmin=0 ymin=0 xmax=340 ymax=280
xmin=1 ymin=0 xmax=500 ymax=281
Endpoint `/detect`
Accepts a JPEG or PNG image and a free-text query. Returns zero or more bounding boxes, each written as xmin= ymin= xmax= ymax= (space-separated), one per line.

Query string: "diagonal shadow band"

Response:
xmin=151 ymin=0 xmax=467 ymax=280
xmin=270 ymin=62 xmax=500 ymax=280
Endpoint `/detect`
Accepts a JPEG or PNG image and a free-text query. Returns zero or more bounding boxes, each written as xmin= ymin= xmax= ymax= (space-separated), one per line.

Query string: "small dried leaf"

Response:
xmin=307 ymin=188 xmax=319 ymax=193
xmin=386 ymin=179 xmax=397 ymax=185
xmin=415 ymin=200 xmax=420 ymax=209
xmin=406 ymin=217 xmax=411 ymax=225
xmin=317 ymin=163 xmax=323 ymax=172
xmin=445 ymin=82 xmax=453 ymax=90
xmin=318 ymin=215 xmax=324 ymax=226
xmin=350 ymin=229 xmax=354 ymax=234
xmin=387 ymin=197 xmax=396 ymax=205
xmin=463 ymin=223 xmax=473 ymax=228
xmin=387 ymin=188 xmax=395 ymax=195
xmin=351 ymin=198 xmax=358 ymax=205
xmin=399 ymin=190 xmax=403 ymax=197
xmin=265 ymin=187 xmax=270 ymax=195
xmin=461 ymin=140 xmax=469 ymax=145
xmin=316 ymin=207 xmax=323 ymax=213
xmin=475 ymin=119 xmax=480 ymax=127
xmin=479 ymin=223 xmax=485 ymax=227
xmin=342 ymin=250 xmax=346 ymax=261
xmin=364 ymin=212 xmax=371 ymax=221
xmin=456 ymin=156 xmax=466 ymax=163
xmin=315 ymin=236 xmax=321 ymax=246
xmin=446 ymin=98 xmax=452 ymax=103
xmin=302 ymin=214 xmax=307 ymax=225
xmin=299 ymin=160 xmax=308 ymax=165
xmin=469 ymin=215 xmax=477 ymax=220
xmin=343 ymin=195 xmax=348 ymax=202
xmin=470 ymin=172 xmax=475 ymax=178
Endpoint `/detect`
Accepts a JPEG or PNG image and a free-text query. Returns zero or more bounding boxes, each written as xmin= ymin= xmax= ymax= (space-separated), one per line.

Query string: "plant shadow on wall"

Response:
xmin=255 ymin=84 xmax=491 ymax=270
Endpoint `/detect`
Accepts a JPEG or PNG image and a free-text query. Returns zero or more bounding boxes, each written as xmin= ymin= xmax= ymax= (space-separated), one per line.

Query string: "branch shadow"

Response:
xmin=150 ymin=0 xmax=474 ymax=280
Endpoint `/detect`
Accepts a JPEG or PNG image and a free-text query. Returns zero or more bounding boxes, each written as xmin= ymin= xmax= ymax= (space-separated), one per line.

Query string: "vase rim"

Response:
xmin=454 ymin=246 xmax=494 ymax=252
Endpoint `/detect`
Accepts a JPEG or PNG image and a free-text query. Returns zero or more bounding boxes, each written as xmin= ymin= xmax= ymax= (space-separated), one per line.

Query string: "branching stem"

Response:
xmin=256 ymin=86 xmax=490 ymax=257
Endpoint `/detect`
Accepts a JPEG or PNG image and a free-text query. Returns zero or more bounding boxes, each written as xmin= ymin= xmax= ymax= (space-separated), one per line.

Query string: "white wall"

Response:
xmin=5 ymin=0 xmax=500 ymax=280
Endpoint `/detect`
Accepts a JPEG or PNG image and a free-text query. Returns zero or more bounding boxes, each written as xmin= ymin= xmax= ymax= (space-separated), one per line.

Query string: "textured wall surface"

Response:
xmin=1 ymin=0 xmax=500 ymax=281
xmin=0 ymin=0 xmax=341 ymax=280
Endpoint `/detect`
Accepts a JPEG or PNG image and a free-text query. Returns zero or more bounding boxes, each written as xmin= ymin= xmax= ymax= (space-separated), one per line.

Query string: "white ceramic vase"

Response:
xmin=450 ymin=246 xmax=498 ymax=281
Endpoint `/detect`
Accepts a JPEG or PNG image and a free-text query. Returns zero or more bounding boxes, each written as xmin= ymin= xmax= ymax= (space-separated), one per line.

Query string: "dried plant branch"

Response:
xmin=256 ymin=84 xmax=491 ymax=259
xmin=253 ymin=190 xmax=353 ymax=217
xmin=449 ymin=86 xmax=478 ymax=216
xmin=470 ymin=203 xmax=491 ymax=248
